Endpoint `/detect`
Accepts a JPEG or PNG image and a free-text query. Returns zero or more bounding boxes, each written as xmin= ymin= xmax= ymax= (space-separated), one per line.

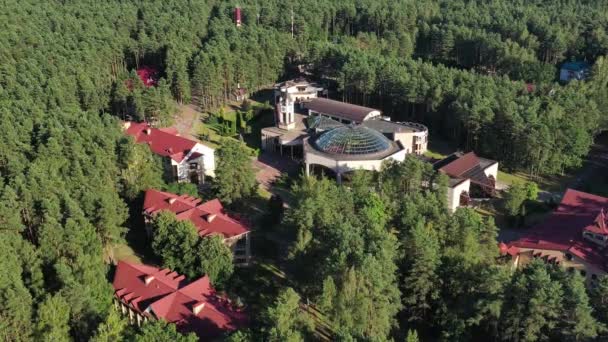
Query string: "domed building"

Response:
xmin=260 ymin=79 xmax=428 ymax=181
xmin=304 ymin=121 xmax=426 ymax=182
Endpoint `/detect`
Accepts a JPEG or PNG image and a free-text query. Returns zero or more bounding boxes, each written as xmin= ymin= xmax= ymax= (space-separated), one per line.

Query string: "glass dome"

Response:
xmin=313 ymin=125 xmax=391 ymax=155
xmin=307 ymin=116 xmax=343 ymax=131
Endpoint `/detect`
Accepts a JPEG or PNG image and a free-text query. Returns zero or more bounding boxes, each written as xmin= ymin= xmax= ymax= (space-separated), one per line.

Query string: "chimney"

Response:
xmin=145 ymin=128 xmax=152 ymax=135
xmin=144 ymin=275 xmax=155 ymax=285
xmin=206 ymin=214 xmax=216 ymax=223
xmin=168 ymin=198 xmax=177 ymax=204
xmin=193 ymin=301 xmax=206 ymax=315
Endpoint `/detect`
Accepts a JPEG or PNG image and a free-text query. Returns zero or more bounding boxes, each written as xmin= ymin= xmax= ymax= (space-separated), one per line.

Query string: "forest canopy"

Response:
xmin=1 ymin=0 xmax=608 ymax=341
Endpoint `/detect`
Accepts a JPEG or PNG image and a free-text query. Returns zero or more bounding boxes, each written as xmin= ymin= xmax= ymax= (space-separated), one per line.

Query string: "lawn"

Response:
xmin=195 ymin=99 xmax=274 ymax=152
xmin=107 ymin=243 xmax=142 ymax=264
xmin=497 ymin=170 xmax=575 ymax=193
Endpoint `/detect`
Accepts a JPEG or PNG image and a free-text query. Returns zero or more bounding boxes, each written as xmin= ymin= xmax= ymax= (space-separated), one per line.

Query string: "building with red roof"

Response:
xmin=143 ymin=189 xmax=251 ymax=265
xmin=433 ymin=151 xmax=498 ymax=212
xmin=136 ymin=66 xmax=159 ymax=87
xmin=112 ymin=261 xmax=247 ymax=339
xmin=123 ymin=122 xmax=216 ymax=184
xmin=503 ymin=189 xmax=608 ymax=281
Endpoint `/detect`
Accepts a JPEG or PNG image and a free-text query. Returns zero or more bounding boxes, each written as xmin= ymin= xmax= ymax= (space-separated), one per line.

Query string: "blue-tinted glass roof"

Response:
xmin=313 ymin=125 xmax=391 ymax=155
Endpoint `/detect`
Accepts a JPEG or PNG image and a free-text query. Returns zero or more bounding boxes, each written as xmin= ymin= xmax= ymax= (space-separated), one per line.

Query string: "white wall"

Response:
xmin=305 ymin=149 xmax=406 ymax=174
xmin=483 ymin=162 xmax=498 ymax=180
xmin=516 ymin=247 xmax=606 ymax=281
xmin=447 ymin=179 xmax=470 ymax=212
xmin=362 ymin=111 xmax=382 ymax=121
xmin=191 ymin=143 xmax=216 ymax=177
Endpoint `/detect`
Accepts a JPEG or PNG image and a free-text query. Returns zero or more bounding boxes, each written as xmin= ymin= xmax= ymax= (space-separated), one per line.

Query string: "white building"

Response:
xmin=261 ymin=79 xmax=428 ymax=165
xmin=434 ymin=152 xmax=498 ymax=212
xmin=304 ymin=118 xmax=428 ymax=182
xmin=124 ymin=122 xmax=215 ymax=184
xmin=274 ymin=78 xmax=324 ymax=130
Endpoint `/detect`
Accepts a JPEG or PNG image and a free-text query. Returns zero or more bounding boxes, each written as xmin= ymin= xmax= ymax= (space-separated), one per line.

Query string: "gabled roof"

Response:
xmin=434 ymin=152 xmax=496 ymax=187
xmin=509 ymin=189 xmax=608 ymax=270
xmin=113 ymin=261 xmax=247 ymax=339
xmin=143 ymin=189 xmax=250 ymax=239
xmin=584 ymin=209 xmax=608 ymax=236
xmin=303 ymin=98 xmax=379 ymax=123
xmin=124 ymin=122 xmax=202 ymax=163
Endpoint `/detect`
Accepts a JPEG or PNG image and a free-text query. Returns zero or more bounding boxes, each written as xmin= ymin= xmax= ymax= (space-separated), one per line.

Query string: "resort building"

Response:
xmin=502 ymin=189 xmax=608 ymax=282
xmin=124 ymin=122 xmax=215 ymax=184
xmin=112 ymin=261 xmax=247 ymax=339
xmin=143 ymin=189 xmax=251 ymax=265
xmin=434 ymin=152 xmax=498 ymax=212
xmin=304 ymin=119 xmax=427 ymax=182
xmin=261 ymin=79 xmax=428 ymax=179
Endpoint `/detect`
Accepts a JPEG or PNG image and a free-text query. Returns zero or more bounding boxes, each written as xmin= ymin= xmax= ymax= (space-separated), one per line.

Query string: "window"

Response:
xmin=580 ymin=270 xmax=587 ymax=277
xmin=565 ymin=253 xmax=573 ymax=261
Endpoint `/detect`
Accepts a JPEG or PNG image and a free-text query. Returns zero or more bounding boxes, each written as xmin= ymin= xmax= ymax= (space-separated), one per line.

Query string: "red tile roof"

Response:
xmin=124 ymin=122 xmax=198 ymax=163
xmin=509 ymin=189 xmax=608 ymax=270
xmin=113 ymin=261 xmax=247 ymax=339
xmin=143 ymin=189 xmax=250 ymax=239
xmin=439 ymin=152 xmax=480 ymax=177
xmin=137 ymin=66 xmax=159 ymax=87
xmin=436 ymin=151 xmax=496 ymax=187
xmin=584 ymin=209 xmax=608 ymax=235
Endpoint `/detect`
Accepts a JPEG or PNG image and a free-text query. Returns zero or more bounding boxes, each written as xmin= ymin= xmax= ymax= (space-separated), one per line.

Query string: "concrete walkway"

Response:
xmin=252 ymin=152 xmax=301 ymax=190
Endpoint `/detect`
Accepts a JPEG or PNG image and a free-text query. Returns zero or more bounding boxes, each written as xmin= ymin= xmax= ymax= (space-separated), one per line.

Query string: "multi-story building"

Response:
xmin=261 ymin=79 xmax=428 ymax=178
xmin=502 ymin=189 xmax=608 ymax=282
xmin=143 ymin=189 xmax=251 ymax=265
xmin=112 ymin=261 xmax=247 ymax=339
xmin=124 ymin=122 xmax=215 ymax=184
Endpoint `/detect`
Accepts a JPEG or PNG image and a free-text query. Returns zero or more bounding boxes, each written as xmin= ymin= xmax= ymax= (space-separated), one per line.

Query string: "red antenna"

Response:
xmin=235 ymin=7 xmax=242 ymax=27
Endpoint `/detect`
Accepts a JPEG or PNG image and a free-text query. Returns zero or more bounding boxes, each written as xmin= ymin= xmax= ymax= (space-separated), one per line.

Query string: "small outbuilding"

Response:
xmin=560 ymin=61 xmax=591 ymax=82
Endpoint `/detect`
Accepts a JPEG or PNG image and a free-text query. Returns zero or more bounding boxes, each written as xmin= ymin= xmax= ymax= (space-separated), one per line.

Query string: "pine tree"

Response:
xmin=35 ymin=294 xmax=71 ymax=342
xmin=560 ymin=272 xmax=604 ymax=340
xmin=405 ymin=329 xmax=420 ymax=342
xmin=591 ymin=275 xmax=608 ymax=327
xmin=90 ymin=310 xmax=127 ymax=342
xmin=501 ymin=261 xmax=564 ymax=341
xmin=402 ymin=221 xmax=440 ymax=323
xmin=133 ymin=320 xmax=197 ymax=342
xmin=266 ymin=288 xmax=312 ymax=342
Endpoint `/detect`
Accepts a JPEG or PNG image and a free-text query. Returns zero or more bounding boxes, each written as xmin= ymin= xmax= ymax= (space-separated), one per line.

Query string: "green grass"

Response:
xmin=497 ymin=170 xmax=528 ymax=186
xmin=424 ymin=149 xmax=446 ymax=160
xmin=498 ymin=170 xmax=575 ymax=193
xmin=108 ymin=243 xmax=142 ymax=264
